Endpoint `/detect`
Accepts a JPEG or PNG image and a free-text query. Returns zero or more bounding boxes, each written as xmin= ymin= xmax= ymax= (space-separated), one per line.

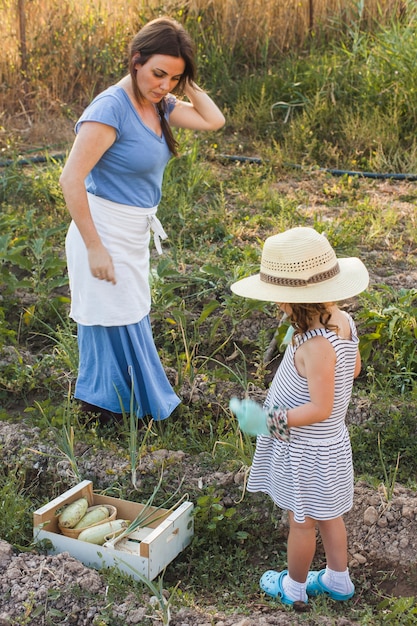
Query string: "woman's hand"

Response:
xmin=88 ymin=243 xmax=116 ymax=284
xmin=60 ymin=121 xmax=118 ymax=284
xmin=169 ymin=81 xmax=225 ymax=131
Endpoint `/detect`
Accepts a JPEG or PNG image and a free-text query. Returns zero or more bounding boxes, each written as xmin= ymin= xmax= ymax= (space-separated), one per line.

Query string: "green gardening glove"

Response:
xmin=229 ymin=398 xmax=291 ymax=441
xmin=229 ymin=398 xmax=269 ymax=436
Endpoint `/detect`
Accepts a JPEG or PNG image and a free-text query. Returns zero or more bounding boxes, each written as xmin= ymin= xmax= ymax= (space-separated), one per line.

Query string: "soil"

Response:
xmin=1 ymin=130 xmax=417 ymax=624
xmin=1 ymin=412 xmax=417 ymax=626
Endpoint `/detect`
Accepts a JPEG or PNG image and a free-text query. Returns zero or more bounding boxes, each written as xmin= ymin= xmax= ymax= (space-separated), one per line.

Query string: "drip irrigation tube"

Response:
xmin=2 ymin=151 xmax=417 ymax=182
xmin=0 ymin=153 xmax=66 ymax=167
xmin=218 ymin=154 xmax=417 ymax=181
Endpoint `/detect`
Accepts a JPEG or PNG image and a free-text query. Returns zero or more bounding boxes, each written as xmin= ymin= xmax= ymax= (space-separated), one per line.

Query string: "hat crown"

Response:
xmin=261 ymin=227 xmax=337 ymax=280
xmin=230 ymin=225 xmax=368 ymax=303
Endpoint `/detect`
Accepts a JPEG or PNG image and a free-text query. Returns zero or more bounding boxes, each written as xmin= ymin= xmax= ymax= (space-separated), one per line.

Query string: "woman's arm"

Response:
xmin=169 ymin=81 xmax=225 ymax=131
xmin=287 ymin=336 xmax=336 ymax=428
xmin=60 ymin=121 xmax=117 ymax=283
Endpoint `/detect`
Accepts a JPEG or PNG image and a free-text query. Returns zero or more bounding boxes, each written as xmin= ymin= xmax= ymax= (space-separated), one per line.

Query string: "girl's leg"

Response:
xmin=287 ymin=511 xmax=317 ymax=582
xmin=261 ymin=511 xmax=316 ymax=603
xmin=266 ymin=511 xmax=316 ymax=603
xmin=316 ymin=516 xmax=354 ymax=596
xmin=317 ymin=516 xmax=347 ymax=571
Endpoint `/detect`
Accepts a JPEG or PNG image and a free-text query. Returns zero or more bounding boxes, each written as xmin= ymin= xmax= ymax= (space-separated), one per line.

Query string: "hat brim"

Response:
xmin=231 ymin=257 xmax=369 ymax=303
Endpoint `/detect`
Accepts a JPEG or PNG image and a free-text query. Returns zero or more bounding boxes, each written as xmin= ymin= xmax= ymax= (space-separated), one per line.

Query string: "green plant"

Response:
xmin=0 ymin=345 xmax=36 ymax=404
xmin=0 ymin=468 xmax=34 ymax=548
xmin=358 ymin=287 xmax=417 ymax=393
xmin=1 ymin=201 xmax=69 ymax=340
xmin=159 ymin=136 xmax=226 ymax=247
xmin=58 ymin=392 xmax=82 ymax=485
xmin=115 ymin=379 xmax=154 ymax=489
xmin=22 ymin=392 xmax=88 ymax=494
xmin=103 ymin=469 xmax=188 ymax=551
xmin=376 ymin=596 xmax=417 ymax=625
xmin=115 ymin=562 xmax=178 ymax=626
xmin=33 ymin=309 xmax=78 ymax=378
xmin=211 ymin=394 xmax=256 ymax=503
xmin=29 ymin=391 xmax=82 ymax=484
xmin=377 ymin=433 xmax=400 ymax=502
xmin=193 ymin=487 xmax=248 ymax=543
xmin=163 ymin=299 xmax=225 ymax=385
xmin=350 ymin=400 xmax=417 ymax=485
xmin=198 ymin=344 xmax=249 ymax=391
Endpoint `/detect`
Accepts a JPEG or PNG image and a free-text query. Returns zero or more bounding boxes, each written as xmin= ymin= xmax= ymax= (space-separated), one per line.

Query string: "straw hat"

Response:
xmin=231 ymin=227 xmax=369 ymax=303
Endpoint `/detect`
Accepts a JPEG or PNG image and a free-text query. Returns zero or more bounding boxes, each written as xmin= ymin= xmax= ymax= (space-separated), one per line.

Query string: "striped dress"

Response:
xmin=247 ymin=314 xmax=358 ymax=523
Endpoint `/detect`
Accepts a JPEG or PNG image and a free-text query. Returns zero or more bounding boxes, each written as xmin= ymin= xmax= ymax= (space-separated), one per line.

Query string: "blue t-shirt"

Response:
xmin=75 ymin=86 xmax=176 ymax=207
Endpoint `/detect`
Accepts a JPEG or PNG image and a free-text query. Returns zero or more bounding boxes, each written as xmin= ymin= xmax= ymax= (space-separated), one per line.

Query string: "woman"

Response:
xmin=60 ymin=17 xmax=225 ymax=422
xmin=229 ymin=227 xmax=369 ymax=606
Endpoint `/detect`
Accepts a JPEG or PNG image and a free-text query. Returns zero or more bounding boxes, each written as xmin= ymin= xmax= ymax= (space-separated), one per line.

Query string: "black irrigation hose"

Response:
xmin=0 ymin=153 xmax=66 ymax=167
xmin=2 ymin=151 xmax=417 ymax=182
xmin=218 ymin=154 xmax=417 ymax=181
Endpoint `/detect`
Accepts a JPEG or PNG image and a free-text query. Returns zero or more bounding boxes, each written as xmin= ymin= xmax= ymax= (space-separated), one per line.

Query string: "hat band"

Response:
xmin=260 ymin=262 xmax=340 ymax=287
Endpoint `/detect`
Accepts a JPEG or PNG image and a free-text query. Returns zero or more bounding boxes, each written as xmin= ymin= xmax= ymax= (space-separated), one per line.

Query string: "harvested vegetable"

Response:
xmin=77 ymin=519 xmax=130 ymax=545
xmin=73 ymin=505 xmax=110 ymax=529
xmin=58 ymin=497 xmax=88 ymax=528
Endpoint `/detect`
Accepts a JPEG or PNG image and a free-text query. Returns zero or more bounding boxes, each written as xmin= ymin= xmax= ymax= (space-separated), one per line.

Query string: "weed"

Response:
xmin=27 ymin=392 xmax=82 ymax=485
xmin=58 ymin=390 xmax=82 ymax=485
xmin=114 ymin=374 xmax=154 ymax=490
xmin=193 ymin=487 xmax=249 ymax=544
xmin=0 ymin=468 xmax=34 ymax=548
xmin=114 ymin=562 xmax=177 ymax=626
xmin=377 ymin=433 xmax=400 ymax=502
xmin=376 ymin=596 xmax=417 ymax=624
xmin=350 ymin=400 xmax=417 ymax=485
xmin=358 ymin=286 xmax=417 ymax=393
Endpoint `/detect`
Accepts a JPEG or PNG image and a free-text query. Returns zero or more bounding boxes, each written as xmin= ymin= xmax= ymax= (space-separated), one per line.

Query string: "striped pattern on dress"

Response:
xmin=247 ymin=313 xmax=358 ymax=523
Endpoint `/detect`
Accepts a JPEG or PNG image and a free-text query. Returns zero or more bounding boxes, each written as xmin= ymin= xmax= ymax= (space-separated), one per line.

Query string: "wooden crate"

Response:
xmin=33 ymin=480 xmax=194 ymax=581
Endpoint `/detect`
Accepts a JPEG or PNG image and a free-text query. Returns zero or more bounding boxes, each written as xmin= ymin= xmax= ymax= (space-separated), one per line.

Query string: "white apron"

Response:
xmin=65 ymin=192 xmax=167 ymax=326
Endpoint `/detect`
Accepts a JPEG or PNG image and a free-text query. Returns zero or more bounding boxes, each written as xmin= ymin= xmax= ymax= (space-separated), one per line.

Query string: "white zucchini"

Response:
xmin=77 ymin=519 xmax=130 ymax=545
xmin=58 ymin=497 xmax=89 ymax=528
xmin=73 ymin=505 xmax=110 ymax=529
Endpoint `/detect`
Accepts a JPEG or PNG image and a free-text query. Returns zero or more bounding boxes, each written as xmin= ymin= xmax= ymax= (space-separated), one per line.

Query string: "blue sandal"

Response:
xmin=306 ymin=570 xmax=355 ymax=601
xmin=260 ymin=570 xmax=303 ymax=606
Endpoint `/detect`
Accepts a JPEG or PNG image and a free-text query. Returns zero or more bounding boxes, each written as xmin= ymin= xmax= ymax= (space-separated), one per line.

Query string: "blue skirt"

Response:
xmin=74 ymin=315 xmax=180 ymax=420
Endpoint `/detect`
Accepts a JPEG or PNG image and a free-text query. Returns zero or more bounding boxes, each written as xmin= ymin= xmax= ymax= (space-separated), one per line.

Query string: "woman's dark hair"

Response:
xmin=129 ymin=17 xmax=196 ymax=155
xmin=289 ymin=302 xmax=337 ymax=336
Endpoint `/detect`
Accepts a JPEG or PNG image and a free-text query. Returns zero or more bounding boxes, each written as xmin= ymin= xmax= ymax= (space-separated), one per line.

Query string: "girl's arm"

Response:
xmin=169 ymin=81 xmax=225 ymax=131
xmin=231 ymin=336 xmax=361 ymax=437
xmin=354 ymin=348 xmax=361 ymax=378
xmin=287 ymin=336 xmax=336 ymax=428
xmin=59 ymin=121 xmax=117 ymax=283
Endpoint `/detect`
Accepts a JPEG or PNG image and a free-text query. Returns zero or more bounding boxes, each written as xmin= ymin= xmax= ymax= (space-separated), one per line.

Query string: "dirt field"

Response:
xmin=1 ymin=129 xmax=417 ymax=624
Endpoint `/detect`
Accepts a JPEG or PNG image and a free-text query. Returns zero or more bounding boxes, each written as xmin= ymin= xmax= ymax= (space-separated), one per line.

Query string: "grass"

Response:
xmin=1 ymin=3 xmax=417 ymax=624
xmin=2 ymin=1 xmax=417 ymax=172
xmin=2 ymin=144 xmax=416 ymax=624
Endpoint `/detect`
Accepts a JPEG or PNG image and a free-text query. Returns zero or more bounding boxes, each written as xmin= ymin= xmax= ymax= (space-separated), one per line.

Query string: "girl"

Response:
xmin=229 ymin=226 xmax=369 ymax=605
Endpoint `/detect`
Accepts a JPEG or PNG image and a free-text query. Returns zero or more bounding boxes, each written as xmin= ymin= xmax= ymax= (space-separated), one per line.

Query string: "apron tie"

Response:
xmin=148 ymin=214 xmax=168 ymax=255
